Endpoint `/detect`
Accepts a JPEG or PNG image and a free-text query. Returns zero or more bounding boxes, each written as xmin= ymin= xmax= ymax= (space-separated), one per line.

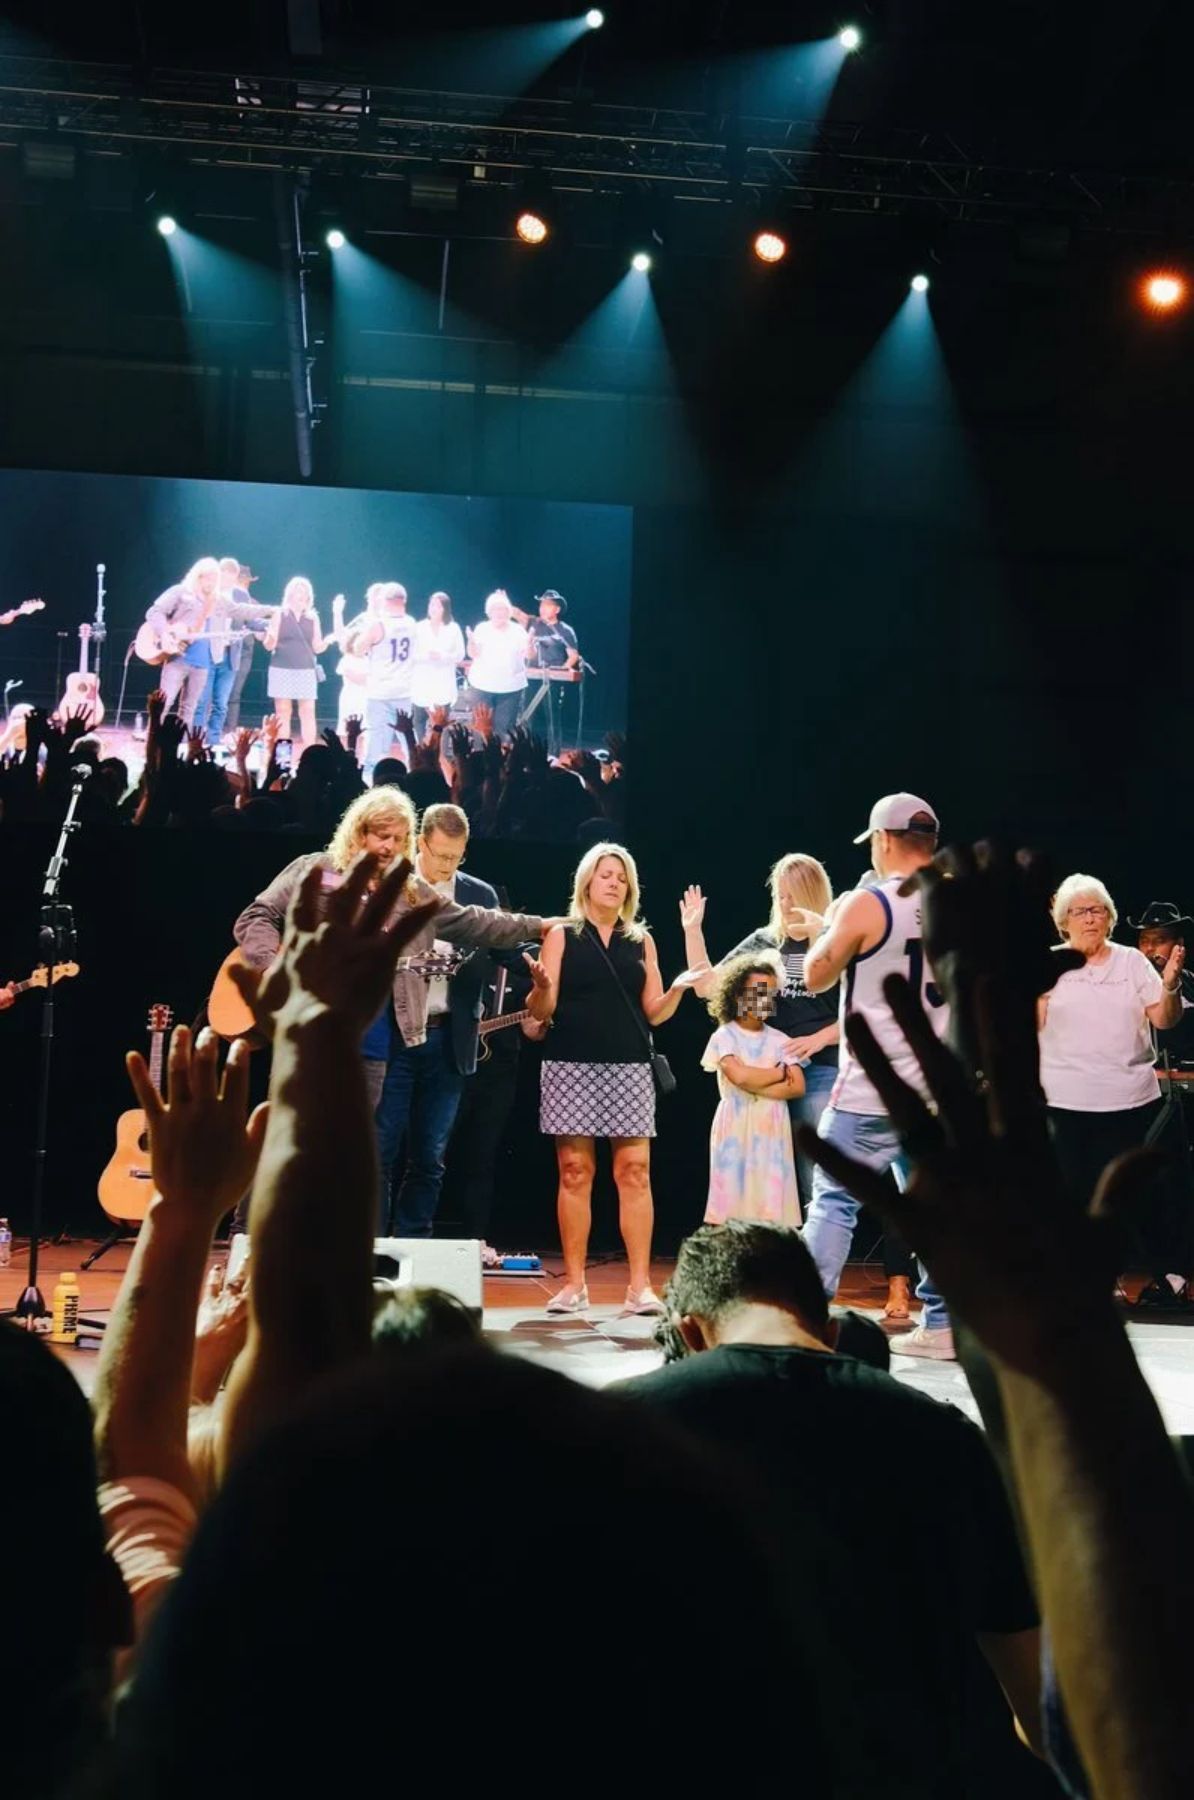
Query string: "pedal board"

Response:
xmin=483 ymin=1253 xmax=543 ymax=1277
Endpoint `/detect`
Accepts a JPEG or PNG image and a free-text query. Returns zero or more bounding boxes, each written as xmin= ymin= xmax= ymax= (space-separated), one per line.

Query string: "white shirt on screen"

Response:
xmin=469 ymin=620 xmax=529 ymax=695
xmin=1040 ymin=940 xmax=1164 ymax=1112
xmin=410 ymin=619 xmax=465 ymax=709
xmin=365 ymin=614 xmax=417 ymax=701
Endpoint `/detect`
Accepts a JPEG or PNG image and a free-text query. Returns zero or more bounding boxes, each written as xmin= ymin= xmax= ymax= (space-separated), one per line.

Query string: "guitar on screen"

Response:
xmin=0 ymin=598 xmax=45 ymax=627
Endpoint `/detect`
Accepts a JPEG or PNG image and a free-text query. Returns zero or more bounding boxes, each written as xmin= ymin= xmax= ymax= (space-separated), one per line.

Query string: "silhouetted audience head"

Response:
xmin=117 ymin=1348 xmax=821 ymax=1794
xmin=371 ymin=1283 xmax=482 ymax=1352
xmin=0 ymin=1324 xmax=130 ymax=1792
xmin=667 ymin=1219 xmax=832 ymax=1343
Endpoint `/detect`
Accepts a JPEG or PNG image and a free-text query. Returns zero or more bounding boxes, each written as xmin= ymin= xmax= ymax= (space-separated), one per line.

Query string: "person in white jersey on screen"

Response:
xmin=351 ymin=583 xmax=418 ymax=781
xmin=800 ymin=794 xmax=955 ymax=1359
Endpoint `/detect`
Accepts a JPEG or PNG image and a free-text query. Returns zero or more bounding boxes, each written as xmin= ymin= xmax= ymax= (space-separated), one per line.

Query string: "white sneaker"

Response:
xmin=546 ymin=1284 xmax=589 ymax=1315
xmin=624 ymin=1285 xmax=665 ymax=1316
xmin=891 ymin=1324 xmax=956 ymax=1361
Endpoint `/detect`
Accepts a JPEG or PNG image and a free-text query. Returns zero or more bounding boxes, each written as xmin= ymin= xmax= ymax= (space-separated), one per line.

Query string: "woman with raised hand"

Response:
xmin=523 ymin=841 xmax=697 ymax=1317
xmin=262 ymin=576 xmax=332 ymax=752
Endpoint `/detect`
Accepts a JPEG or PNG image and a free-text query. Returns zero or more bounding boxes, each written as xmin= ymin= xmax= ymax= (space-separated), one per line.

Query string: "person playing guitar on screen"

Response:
xmin=143 ymin=557 xmax=223 ymax=725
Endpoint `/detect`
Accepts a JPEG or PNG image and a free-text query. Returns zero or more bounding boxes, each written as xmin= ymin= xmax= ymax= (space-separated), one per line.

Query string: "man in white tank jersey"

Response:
xmin=801 ymin=793 xmax=954 ymax=1359
xmin=351 ymin=583 xmax=418 ymax=781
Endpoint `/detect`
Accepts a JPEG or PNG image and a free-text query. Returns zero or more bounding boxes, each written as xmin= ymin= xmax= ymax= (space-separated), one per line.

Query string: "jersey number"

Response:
xmin=389 ymin=637 xmax=412 ymax=665
xmin=905 ymin=939 xmax=945 ymax=1009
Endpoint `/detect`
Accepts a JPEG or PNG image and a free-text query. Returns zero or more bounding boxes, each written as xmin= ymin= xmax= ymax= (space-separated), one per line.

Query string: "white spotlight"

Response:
xmin=326 ymin=228 xmax=346 ymax=250
xmin=156 ymin=214 xmax=177 ymax=237
xmin=838 ymin=25 xmax=861 ymax=51
xmin=585 ymin=8 xmax=605 ymax=26
xmin=631 ymin=250 xmax=652 ymax=273
xmin=911 ymin=273 xmax=930 ymax=293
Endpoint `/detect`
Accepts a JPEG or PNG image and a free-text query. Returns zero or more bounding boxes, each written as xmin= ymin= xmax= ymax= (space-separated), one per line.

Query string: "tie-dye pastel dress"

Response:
xmin=702 ymin=1022 xmax=802 ymax=1227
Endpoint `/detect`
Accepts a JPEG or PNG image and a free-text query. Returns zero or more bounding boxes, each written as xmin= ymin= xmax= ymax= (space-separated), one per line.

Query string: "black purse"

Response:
xmin=585 ymin=924 xmax=677 ymax=1098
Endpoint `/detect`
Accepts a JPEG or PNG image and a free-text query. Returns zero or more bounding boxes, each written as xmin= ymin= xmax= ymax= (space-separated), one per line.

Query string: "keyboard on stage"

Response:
xmin=1157 ymin=1068 xmax=1194 ymax=1085
xmin=526 ymin=666 xmax=582 ymax=683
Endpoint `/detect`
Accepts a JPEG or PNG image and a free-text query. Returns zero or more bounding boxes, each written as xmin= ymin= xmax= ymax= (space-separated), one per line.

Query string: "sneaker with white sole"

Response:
xmin=891 ymin=1324 xmax=956 ymax=1361
xmin=546 ymin=1284 xmax=589 ymax=1315
xmin=624 ymin=1285 xmax=665 ymax=1316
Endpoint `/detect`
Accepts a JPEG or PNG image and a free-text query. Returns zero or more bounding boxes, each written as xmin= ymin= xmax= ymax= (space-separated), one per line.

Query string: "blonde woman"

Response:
xmin=683 ymin=854 xmax=841 ymax=1210
xmin=263 ymin=576 xmax=332 ymax=751
xmin=233 ymin=786 xmax=552 ymax=1238
xmin=524 ymin=842 xmax=696 ymax=1315
xmin=1041 ymin=874 xmax=1184 ymax=1275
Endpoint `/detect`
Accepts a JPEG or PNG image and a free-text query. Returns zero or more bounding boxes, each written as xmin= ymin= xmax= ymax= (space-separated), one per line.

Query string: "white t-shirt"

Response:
xmin=365 ymin=612 xmax=418 ymax=701
xmin=98 ymin=1476 xmax=197 ymax=1687
xmin=419 ymin=868 xmax=456 ymax=1017
xmin=1040 ymin=941 xmax=1164 ymax=1112
xmin=410 ymin=619 xmax=465 ymax=708
xmin=469 ymin=620 xmax=529 ymax=695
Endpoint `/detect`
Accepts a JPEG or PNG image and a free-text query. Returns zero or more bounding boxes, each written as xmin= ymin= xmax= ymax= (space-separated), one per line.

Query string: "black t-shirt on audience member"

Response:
xmin=620 ymin=1346 xmax=1046 ymax=1800
xmin=726 ymin=929 xmax=839 ymax=1066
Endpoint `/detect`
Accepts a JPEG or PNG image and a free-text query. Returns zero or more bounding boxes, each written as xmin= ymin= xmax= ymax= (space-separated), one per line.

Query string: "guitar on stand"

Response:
xmin=88 ymin=1002 xmax=174 ymax=1268
xmin=4 ymin=962 xmax=80 ymax=1003
xmin=0 ymin=598 xmax=45 ymax=628
xmin=55 ymin=565 xmax=108 ymax=727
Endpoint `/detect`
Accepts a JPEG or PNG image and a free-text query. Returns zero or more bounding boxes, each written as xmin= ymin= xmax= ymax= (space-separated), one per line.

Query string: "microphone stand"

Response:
xmin=7 ymin=769 xmax=86 ymax=1324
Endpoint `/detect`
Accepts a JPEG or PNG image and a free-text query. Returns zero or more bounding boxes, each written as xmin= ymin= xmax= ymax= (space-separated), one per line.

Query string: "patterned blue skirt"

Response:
xmin=540 ymin=1060 xmax=655 ymax=1140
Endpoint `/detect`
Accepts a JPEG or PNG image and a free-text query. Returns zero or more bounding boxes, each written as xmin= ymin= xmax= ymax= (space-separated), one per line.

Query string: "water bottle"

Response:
xmin=135 ymin=712 xmax=144 ymax=736
xmin=50 ymin=1271 xmax=80 ymax=1345
xmin=0 ymin=1218 xmax=11 ymax=1268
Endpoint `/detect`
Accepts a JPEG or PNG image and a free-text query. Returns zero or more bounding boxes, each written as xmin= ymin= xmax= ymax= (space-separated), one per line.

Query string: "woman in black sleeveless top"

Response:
xmin=524 ymin=843 xmax=696 ymax=1316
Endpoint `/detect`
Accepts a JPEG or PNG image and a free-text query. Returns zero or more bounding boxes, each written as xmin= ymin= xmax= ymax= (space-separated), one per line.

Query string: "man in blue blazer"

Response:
xmin=372 ymin=802 xmax=506 ymax=1236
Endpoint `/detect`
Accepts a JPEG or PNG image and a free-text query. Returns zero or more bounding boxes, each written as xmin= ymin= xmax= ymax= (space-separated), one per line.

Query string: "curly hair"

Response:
xmin=326 ymin=786 xmax=417 ymax=875
xmin=706 ymin=951 xmax=785 ymax=1024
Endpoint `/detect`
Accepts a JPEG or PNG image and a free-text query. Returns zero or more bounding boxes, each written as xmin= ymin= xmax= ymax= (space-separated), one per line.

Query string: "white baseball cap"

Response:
xmin=852 ymin=792 xmax=940 ymax=845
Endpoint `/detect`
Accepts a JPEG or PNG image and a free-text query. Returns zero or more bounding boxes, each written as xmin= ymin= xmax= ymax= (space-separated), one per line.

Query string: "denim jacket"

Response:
xmin=232 ymin=851 xmax=545 ymax=1048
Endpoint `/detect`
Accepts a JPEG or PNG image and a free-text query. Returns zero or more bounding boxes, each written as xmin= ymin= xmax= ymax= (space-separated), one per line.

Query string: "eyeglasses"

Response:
xmin=1068 ymin=905 xmax=1108 ymax=920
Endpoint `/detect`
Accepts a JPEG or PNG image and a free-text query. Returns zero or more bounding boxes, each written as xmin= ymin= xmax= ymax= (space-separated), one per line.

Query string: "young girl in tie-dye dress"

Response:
xmin=702 ymin=954 xmax=804 ymax=1227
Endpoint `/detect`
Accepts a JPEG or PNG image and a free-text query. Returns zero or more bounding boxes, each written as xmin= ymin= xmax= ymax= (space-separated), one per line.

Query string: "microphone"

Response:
xmin=96 ymin=563 xmax=106 ymax=575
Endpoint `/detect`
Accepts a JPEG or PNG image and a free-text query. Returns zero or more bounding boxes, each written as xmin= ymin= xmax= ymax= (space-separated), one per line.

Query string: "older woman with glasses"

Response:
xmin=1040 ymin=873 xmax=1184 ymax=1226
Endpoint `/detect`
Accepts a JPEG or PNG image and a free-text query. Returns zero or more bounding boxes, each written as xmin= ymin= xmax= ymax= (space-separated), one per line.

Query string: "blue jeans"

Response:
xmin=364 ymin=696 xmax=413 ymax=780
xmin=196 ymin=657 xmax=236 ymax=741
xmin=364 ymin=1028 xmax=465 ymax=1237
xmin=802 ymin=1106 xmax=949 ymax=1331
xmin=788 ymin=1060 xmax=838 ymax=1217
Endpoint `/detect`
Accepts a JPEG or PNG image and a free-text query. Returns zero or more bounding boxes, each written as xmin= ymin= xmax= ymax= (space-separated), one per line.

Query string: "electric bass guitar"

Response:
xmin=5 ymin=961 xmax=79 ymax=1000
xmin=0 ymin=598 xmax=45 ymax=627
xmin=208 ymin=945 xmax=468 ymax=1046
xmin=477 ymin=1008 xmax=535 ymax=1061
xmin=55 ymin=622 xmax=105 ymax=725
xmin=98 ymin=1003 xmax=173 ymax=1228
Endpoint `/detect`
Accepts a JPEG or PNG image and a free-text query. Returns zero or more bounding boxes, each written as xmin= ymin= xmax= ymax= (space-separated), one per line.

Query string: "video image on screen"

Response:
xmin=0 ymin=469 xmax=632 ymax=843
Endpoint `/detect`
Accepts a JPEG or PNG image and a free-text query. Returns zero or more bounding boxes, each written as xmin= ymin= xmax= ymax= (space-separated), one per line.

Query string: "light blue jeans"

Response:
xmin=802 ymin=1106 xmax=949 ymax=1331
xmin=788 ymin=1060 xmax=838 ymax=1218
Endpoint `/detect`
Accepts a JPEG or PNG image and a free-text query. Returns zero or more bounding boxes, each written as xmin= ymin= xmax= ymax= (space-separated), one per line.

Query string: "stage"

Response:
xmin=8 ymin=1243 xmax=1194 ymax=1432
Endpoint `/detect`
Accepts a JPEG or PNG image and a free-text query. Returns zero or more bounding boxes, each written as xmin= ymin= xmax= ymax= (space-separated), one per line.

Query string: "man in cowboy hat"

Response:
xmin=1127 ymin=901 xmax=1194 ymax=1311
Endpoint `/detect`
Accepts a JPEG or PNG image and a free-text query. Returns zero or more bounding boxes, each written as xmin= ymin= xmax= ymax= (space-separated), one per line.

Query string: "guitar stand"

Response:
xmin=81 ymin=1227 xmax=136 ymax=1271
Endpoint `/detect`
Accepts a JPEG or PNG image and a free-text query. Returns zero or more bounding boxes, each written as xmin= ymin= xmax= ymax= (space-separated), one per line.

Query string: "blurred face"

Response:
xmin=419 ymin=826 xmax=467 ymax=883
xmin=539 ymin=599 xmax=561 ymax=622
xmin=286 ymin=582 xmax=312 ymax=614
xmin=587 ymin=855 xmax=629 ymax=914
xmin=489 ymin=599 xmax=511 ymax=627
xmin=1064 ymin=891 xmax=1112 ymax=954
xmin=195 ymin=568 xmax=219 ymax=602
xmin=736 ymin=973 xmax=777 ymax=1023
xmin=384 ymin=587 xmax=408 ymax=615
xmin=1139 ymin=927 xmax=1180 ymax=971
xmin=428 ymin=595 xmax=445 ymax=623
xmin=360 ymin=812 xmax=410 ymax=867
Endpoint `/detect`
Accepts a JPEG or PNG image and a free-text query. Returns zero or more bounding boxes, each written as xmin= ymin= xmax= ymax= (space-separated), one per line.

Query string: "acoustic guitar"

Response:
xmin=6 ymin=961 xmax=79 ymax=1000
xmin=55 ymin=621 xmax=105 ymax=725
xmin=98 ymin=1003 xmax=173 ymax=1228
xmin=0 ymin=597 xmax=45 ymax=627
xmin=208 ymin=945 xmax=468 ymax=1045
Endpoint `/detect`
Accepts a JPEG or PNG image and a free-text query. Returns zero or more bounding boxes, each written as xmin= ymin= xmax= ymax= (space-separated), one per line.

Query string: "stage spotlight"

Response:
xmin=325 ymin=228 xmax=346 ymax=250
xmin=1142 ymin=271 xmax=1186 ymax=312
xmin=585 ymin=8 xmax=605 ymax=26
xmin=515 ymin=209 xmax=549 ymax=246
xmin=910 ymin=272 xmax=930 ymax=293
xmin=753 ymin=229 xmax=788 ymax=265
xmin=839 ymin=25 xmax=862 ymax=51
xmin=156 ymin=214 xmax=177 ymax=237
xmin=631 ymin=250 xmax=652 ymax=272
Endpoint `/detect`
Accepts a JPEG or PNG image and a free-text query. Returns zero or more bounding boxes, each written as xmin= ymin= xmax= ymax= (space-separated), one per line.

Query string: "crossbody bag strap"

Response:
xmin=583 ymin=923 xmax=654 ymax=1053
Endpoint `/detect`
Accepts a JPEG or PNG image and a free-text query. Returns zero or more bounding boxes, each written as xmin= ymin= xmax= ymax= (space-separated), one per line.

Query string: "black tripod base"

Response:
xmin=11 ymin=1284 xmax=47 ymax=1320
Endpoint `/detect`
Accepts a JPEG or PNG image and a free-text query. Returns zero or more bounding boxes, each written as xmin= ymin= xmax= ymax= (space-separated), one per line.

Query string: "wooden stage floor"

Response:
xmin=6 ymin=1239 xmax=1194 ymax=1431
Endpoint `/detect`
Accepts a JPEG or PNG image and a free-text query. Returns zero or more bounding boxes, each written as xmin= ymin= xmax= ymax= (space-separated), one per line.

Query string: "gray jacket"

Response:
xmin=232 ymin=851 xmax=545 ymax=1048
xmin=146 ymin=585 xmax=271 ymax=663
